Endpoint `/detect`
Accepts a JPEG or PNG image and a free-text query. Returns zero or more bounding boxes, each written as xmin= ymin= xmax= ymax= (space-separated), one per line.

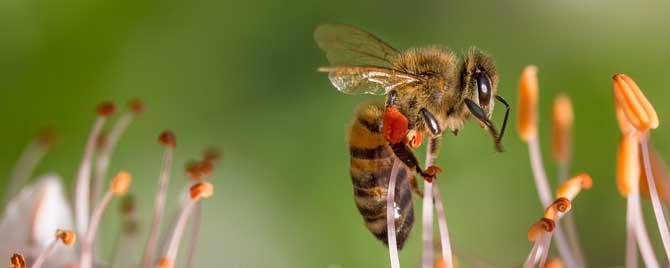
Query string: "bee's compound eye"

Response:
xmin=476 ymin=71 xmax=492 ymax=107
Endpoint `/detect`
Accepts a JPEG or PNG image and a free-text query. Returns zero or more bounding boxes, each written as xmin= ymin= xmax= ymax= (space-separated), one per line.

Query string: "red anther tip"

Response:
xmin=203 ymin=148 xmax=221 ymax=163
xmin=37 ymin=127 xmax=58 ymax=147
xmin=158 ymin=131 xmax=176 ymax=148
xmin=97 ymin=101 xmax=116 ymax=117
xmin=383 ymin=107 xmax=409 ymax=144
xmin=128 ymin=98 xmax=144 ymax=115
xmin=120 ymin=195 xmax=136 ymax=215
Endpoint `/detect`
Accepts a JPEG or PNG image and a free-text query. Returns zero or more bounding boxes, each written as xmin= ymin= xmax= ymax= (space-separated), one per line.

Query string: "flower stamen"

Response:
xmin=31 ymin=230 xmax=77 ymax=268
xmin=142 ymin=131 xmax=176 ymax=268
xmin=80 ymin=171 xmax=132 ymax=268
xmin=157 ymin=182 xmax=214 ymax=268
xmin=75 ymin=101 xmax=115 ymax=235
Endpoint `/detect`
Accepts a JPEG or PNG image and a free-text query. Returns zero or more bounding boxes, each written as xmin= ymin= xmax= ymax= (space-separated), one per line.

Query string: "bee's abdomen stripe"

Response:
xmin=350 ymin=145 xmax=391 ymax=159
xmin=357 ymin=117 xmax=381 ymax=133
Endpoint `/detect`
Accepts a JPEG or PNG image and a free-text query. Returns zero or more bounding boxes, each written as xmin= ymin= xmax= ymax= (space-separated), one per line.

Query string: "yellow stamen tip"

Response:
xmin=111 ymin=171 xmax=132 ymax=195
xmin=517 ymin=65 xmax=539 ymax=142
xmin=56 ymin=229 xmax=77 ymax=246
xmin=612 ymin=73 xmax=659 ymax=132
xmin=190 ymin=182 xmax=214 ymax=201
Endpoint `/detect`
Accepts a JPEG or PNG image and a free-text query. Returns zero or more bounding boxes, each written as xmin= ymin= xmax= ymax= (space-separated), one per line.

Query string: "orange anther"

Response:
xmin=612 ymin=74 xmax=658 ymax=132
xmin=158 ymin=131 xmax=176 ymax=148
xmin=517 ymin=65 xmax=539 ymax=142
xmin=156 ymin=257 xmax=172 ymax=268
xmin=128 ymin=98 xmax=145 ymax=115
xmin=10 ymin=253 xmax=25 ymax=268
xmin=556 ymin=173 xmax=592 ymax=200
xmin=552 ymin=94 xmax=573 ymax=164
xmin=545 ymin=258 xmax=565 ymax=268
xmin=96 ymin=101 xmax=116 ymax=117
xmin=190 ymin=182 xmax=214 ymax=201
xmin=111 ymin=171 xmax=132 ymax=195
xmin=56 ymin=229 xmax=77 ymax=245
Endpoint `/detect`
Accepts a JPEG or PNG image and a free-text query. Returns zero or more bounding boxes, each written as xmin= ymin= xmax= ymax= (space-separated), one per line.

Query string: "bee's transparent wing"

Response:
xmin=315 ymin=24 xmax=401 ymax=67
xmin=319 ymin=66 xmax=419 ymax=95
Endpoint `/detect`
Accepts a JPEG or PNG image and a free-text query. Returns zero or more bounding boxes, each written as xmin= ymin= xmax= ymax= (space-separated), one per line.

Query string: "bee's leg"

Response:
xmin=389 ymin=142 xmax=442 ymax=182
xmin=408 ymin=174 xmax=423 ymax=196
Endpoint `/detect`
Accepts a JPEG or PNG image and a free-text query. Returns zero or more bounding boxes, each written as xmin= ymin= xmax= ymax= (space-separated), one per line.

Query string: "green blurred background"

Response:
xmin=2 ymin=0 xmax=670 ymax=267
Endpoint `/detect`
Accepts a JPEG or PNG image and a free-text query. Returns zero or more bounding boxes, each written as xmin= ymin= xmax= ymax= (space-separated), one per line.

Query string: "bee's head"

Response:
xmin=462 ymin=47 xmax=499 ymax=118
xmin=461 ymin=47 xmax=508 ymax=152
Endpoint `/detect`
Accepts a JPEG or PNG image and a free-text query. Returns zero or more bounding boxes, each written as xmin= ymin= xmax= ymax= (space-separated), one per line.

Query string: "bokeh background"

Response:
xmin=2 ymin=0 xmax=670 ymax=267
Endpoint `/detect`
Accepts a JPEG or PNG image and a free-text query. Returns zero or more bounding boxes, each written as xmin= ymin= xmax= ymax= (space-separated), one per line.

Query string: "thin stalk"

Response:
xmin=163 ymin=199 xmax=197 ymax=268
xmin=432 ymin=181 xmax=453 ymax=268
xmin=626 ymin=193 xmax=639 ymax=268
xmin=558 ymin=160 xmax=586 ymax=267
xmin=185 ymin=202 xmax=202 ymax=268
xmin=387 ymin=159 xmax=402 ymax=268
xmin=92 ymin=114 xmax=132 ymax=206
xmin=640 ymin=133 xmax=670 ymax=263
xmin=523 ymin=235 xmax=543 ymax=268
xmin=75 ymin=117 xmax=106 ymax=235
xmin=141 ymin=148 xmax=174 ymax=268
xmin=30 ymin=239 xmax=58 ymax=268
xmin=5 ymin=141 xmax=47 ymax=203
xmin=422 ymin=138 xmax=437 ymax=268
xmin=527 ymin=137 xmax=578 ymax=267
xmin=631 ymin=191 xmax=659 ymax=268
xmin=80 ymin=191 xmax=114 ymax=268
xmin=538 ymin=232 xmax=553 ymax=268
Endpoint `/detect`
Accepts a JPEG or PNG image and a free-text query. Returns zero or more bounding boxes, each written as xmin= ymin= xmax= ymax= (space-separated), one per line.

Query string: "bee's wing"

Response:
xmin=315 ymin=24 xmax=401 ymax=67
xmin=319 ymin=66 xmax=420 ymax=95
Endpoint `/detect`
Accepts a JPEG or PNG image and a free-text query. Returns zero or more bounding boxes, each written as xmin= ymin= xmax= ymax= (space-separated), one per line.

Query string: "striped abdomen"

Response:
xmin=349 ymin=102 xmax=414 ymax=249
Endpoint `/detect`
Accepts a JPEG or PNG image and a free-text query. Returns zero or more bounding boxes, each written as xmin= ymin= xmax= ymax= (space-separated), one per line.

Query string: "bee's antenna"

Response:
xmin=464 ymin=99 xmax=504 ymax=152
xmin=495 ymin=95 xmax=510 ymax=143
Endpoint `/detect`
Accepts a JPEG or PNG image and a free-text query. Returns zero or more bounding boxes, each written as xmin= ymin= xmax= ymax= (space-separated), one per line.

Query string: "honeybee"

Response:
xmin=315 ymin=24 xmax=509 ymax=249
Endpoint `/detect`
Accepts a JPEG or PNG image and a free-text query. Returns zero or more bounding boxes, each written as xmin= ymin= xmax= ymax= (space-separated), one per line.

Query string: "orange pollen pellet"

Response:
xmin=382 ymin=107 xmax=409 ymax=144
xmin=190 ymin=182 xmax=214 ymax=200
xmin=111 ymin=171 xmax=132 ymax=195
xmin=517 ymin=65 xmax=539 ymax=142
xmin=96 ymin=101 xmax=116 ymax=117
xmin=56 ymin=229 xmax=77 ymax=245
xmin=128 ymin=98 xmax=145 ymax=115
xmin=612 ymin=74 xmax=659 ymax=132
xmin=10 ymin=253 xmax=25 ymax=268
xmin=158 ymin=131 xmax=176 ymax=148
